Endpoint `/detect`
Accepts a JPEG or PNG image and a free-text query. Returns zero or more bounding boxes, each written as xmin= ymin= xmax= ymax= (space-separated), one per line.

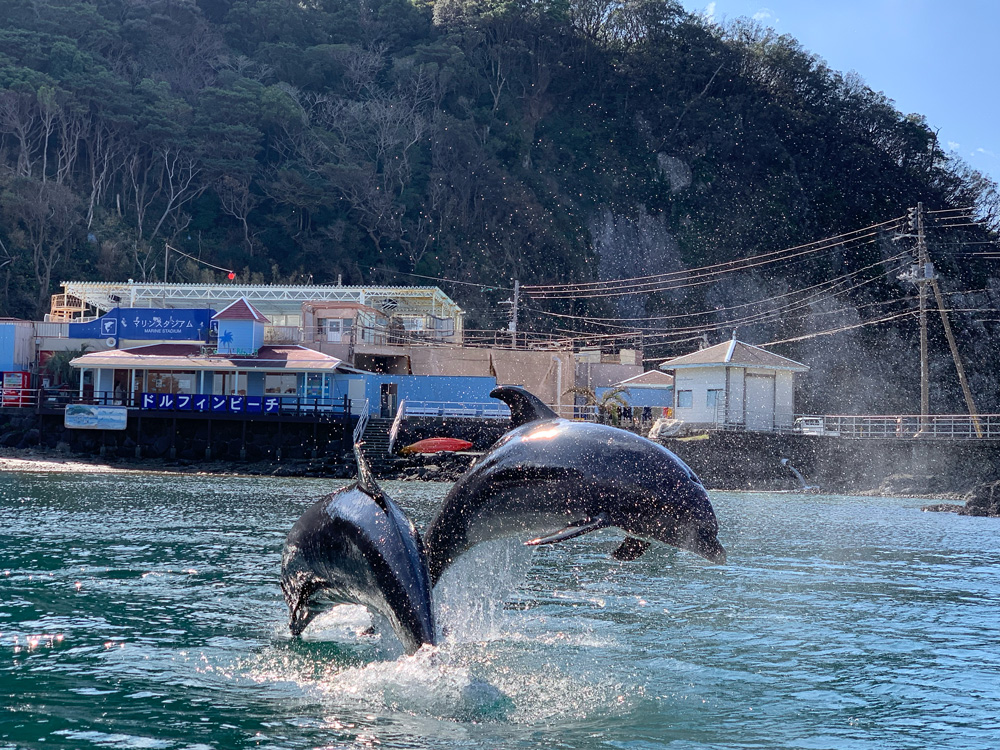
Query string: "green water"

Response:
xmin=2 ymin=470 xmax=999 ymax=749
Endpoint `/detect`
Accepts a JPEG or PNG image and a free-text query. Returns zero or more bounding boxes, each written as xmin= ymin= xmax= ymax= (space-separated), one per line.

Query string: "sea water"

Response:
xmin=1 ymin=470 xmax=999 ymax=749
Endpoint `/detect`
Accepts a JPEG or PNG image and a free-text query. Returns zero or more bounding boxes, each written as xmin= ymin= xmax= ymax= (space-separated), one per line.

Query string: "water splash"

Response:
xmin=434 ymin=538 xmax=534 ymax=644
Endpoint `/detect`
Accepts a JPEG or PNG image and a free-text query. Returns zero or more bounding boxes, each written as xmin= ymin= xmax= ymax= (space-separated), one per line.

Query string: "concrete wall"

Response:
xmin=673 ymin=366 xmax=727 ymax=424
xmin=663 ymin=431 xmax=1000 ymax=495
xmin=575 ymin=362 xmax=644 ymax=390
xmin=673 ymin=366 xmax=797 ymax=428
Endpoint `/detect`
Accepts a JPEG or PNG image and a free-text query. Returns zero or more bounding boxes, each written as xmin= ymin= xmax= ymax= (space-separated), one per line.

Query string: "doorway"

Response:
xmin=380 ymin=382 xmax=398 ymax=418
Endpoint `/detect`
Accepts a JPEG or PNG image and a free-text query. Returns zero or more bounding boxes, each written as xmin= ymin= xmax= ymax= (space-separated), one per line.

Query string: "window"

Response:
xmin=707 ymin=389 xmax=725 ymax=410
xmin=677 ymin=390 xmax=693 ymax=408
xmin=147 ymin=370 xmax=197 ymax=394
xmin=265 ymin=373 xmax=298 ymax=395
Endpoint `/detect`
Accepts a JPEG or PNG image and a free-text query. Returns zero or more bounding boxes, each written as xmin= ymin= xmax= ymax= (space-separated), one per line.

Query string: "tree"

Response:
xmin=1 ymin=177 xmax=82 ymax=315
xmin=563 ymin=385 xmax=632 ymax=424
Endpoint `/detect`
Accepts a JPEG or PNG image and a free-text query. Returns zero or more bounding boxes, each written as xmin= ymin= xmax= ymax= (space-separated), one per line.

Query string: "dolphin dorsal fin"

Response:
xmin=354 ymin=443 xmax=389 ymax=512
xmin=490 ymin=386 xmax=559 ymax=428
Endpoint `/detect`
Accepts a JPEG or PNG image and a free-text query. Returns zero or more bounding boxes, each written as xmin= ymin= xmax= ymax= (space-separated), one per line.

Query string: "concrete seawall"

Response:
xmin=663 ymin=432 xmax=1000 ymax=497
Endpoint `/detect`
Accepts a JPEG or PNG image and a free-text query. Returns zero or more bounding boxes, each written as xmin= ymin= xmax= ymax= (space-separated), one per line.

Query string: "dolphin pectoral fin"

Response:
xmin=525 ymin=516 xmax=608 ymax=546
xmin=612 ymin=536 xmax=651 ymax=561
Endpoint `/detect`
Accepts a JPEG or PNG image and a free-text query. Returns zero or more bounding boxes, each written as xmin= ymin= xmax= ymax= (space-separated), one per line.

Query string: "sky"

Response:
xmin=679 ymin=0 xmax=1000 ymax=187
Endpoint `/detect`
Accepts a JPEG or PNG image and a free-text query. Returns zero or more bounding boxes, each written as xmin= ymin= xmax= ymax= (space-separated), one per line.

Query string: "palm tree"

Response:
xmin=563 ymin=385 xmax=632 ymax=425
xmin=44 ymin=344 xmax=89 ymax=387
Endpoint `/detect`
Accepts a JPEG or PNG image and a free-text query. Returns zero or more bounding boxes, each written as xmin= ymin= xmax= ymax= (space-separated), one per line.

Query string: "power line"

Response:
xmin=523 ymin=216 xmax=905 ymax=297
xmin=165 ymin=244 xmax=234 ymax=276
xmin=761 ymin=310 xmax=918 ymax=346
xmin=369 ymin=266 xmax=513 ymax=291
xmin=526 ymin=250 xmax=910 ymax=327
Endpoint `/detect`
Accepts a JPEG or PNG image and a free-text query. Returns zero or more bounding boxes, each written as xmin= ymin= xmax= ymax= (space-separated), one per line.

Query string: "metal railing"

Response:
xmin=397 ymin=399 xmax=511 ymax=420
xmin=352 ymin=399 xmax=370 ymax=444
xmin=823 ymin=414 xmax=997 ymax=440
xmin=711 ymin=411 xmax=1000 ymax=440
xmin=2 ymin=387 xmax=41 ymax=407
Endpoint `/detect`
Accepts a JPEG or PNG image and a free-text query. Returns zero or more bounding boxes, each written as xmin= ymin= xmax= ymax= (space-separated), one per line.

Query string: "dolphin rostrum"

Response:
xmin=280 ymin=444 xmax=436 ymax=653
xmin=423 ymin=386 xmax=726 ymax=585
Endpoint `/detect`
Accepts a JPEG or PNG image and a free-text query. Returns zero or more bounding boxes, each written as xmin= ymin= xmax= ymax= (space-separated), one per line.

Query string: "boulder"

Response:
xmin=961 ymin=481 xmax=1000 ymax=517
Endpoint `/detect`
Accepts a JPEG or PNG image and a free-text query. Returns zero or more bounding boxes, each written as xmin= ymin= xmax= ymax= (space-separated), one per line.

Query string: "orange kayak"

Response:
xmin=399 ymin=437 xmax=473 ymax=455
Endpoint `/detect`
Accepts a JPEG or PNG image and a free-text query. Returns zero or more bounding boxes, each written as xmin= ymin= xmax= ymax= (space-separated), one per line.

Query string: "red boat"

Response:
xmin=399 ymin=437 xmax=473 ymax=455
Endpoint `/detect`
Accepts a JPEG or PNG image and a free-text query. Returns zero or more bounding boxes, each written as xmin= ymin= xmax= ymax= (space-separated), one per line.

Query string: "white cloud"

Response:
xmin=975 ymin=147 xmax=997 ymax=158
xmin=947 ymin=141 xmax=961 ymax=151
xmin=705 ymin=2 xmax=716 ymax=21
xmin=753 ymin=8 xmax=774 ymax=22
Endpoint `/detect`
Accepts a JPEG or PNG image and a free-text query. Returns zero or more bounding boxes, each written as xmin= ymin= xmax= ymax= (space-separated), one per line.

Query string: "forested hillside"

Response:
xmin=1 ymin=0 xmax=998 ymax=413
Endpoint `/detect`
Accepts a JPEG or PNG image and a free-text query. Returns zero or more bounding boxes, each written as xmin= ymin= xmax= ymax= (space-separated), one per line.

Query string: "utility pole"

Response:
xmin=511 ymin=279 xmax=520 ymax=334
xmin=915 ymin=202 xmax=930 ymax=423
xmin=908 ymin=202 xmax=982 ymax=437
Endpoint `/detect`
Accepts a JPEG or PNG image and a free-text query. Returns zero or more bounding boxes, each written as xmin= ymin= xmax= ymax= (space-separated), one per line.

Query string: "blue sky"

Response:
xmin=680 ymin=1 xmax=1000 ymax=187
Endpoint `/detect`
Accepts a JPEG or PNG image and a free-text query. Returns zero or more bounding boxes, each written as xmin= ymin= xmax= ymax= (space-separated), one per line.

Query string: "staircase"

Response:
xmin=360 ymin=416 xmax=394 ymax=465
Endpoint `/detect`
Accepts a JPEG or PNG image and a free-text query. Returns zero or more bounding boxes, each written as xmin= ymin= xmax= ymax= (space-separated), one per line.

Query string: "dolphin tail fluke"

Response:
xmin=490 ymin=386 xmax=559 ymax=427
xmin=525 ymin=515 xmax=608 ymax=546
xmin=354 ymin=442 xmax=388 ymax=508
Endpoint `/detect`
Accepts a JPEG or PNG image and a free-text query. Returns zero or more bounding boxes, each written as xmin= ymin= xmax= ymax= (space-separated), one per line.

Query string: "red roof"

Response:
xmin=213 ymin=298 xmax=270 ymax=323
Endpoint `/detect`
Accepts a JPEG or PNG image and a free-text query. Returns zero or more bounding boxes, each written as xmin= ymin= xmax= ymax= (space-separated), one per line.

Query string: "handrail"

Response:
xmin=352 ymin=398 xmax=370 ymax=444
xmin=388 ymin=399 xmax=406 ymax=454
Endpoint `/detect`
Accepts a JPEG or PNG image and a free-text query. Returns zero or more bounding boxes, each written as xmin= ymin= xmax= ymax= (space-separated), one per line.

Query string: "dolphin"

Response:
xmin=280 ymin=444 xmax=436 ymax=654
xmin=423 ymin=386 xmax=726 ymax=585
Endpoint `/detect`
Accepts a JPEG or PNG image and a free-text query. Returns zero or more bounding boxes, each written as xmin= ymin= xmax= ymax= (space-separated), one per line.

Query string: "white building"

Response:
xmin=659 ymin=339 xmax=808 ymax=431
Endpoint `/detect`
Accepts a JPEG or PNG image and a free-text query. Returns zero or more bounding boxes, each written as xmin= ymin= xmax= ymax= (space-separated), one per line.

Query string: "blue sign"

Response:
xmin=69 ymin=308 xmax=215 ymax=341
xmin=137 ymin=392 xmax=307 ymax=416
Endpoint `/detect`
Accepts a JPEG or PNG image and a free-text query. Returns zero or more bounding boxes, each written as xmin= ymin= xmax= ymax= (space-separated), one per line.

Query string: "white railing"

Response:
xmin=2 ymin=387 xmax=41 ymax=407
xmin=710 ymin=412 xmax=1000 ymax=440
xmin=823 ymin=414 xmax=998 ymax=440
xmin=399 ymin=399 xmax=511 ymax=419
xmin=352 ymin=399 xmax=370 ymax=444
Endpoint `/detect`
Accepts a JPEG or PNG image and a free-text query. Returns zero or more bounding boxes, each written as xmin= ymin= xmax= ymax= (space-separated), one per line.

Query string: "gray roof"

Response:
xmin=616 ymin=370 xmax=674 ymax=388
xmin=659 ymin=339 xmax=808 ymax=372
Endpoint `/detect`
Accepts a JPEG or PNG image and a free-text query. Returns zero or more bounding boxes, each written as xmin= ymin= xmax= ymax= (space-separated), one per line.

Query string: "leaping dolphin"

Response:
xmin=280 ymin=444 xmax=436 ymax=654
xmin=423 ymin=386 xmax=726 ymax=585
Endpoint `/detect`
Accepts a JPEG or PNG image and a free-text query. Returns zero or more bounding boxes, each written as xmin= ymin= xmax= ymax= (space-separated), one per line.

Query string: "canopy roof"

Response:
xmin=70 ymin=344 xmax=343 ymax=372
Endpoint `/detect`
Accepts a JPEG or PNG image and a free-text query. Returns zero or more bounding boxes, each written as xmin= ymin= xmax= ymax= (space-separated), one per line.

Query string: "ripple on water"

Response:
xmin=4 ymin=476 xmax=1000 ymax=750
